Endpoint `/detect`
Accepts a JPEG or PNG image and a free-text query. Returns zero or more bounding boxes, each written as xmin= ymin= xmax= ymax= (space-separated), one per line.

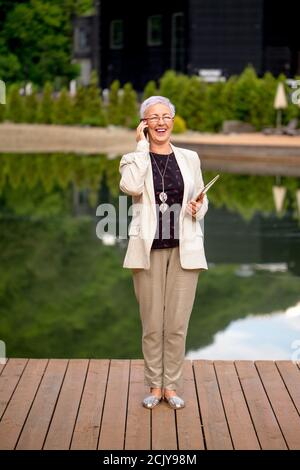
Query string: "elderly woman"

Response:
xmin=119 ymin=96 xmax=208 ymax=410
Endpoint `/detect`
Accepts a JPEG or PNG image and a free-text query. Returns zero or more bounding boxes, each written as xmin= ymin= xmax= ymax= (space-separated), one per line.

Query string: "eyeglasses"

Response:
xmin=144 ymin=116 xmax=174 ymax=124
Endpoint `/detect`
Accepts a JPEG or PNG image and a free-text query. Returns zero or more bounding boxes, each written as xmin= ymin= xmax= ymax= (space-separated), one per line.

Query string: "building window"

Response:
xmin=79 ymin=28 xmax=88 ymax=49
xmin=75 ymin=26 xmax=90 ymax=52
xmin=148 ymin=15 xmax=163 ymax=46
xmin=110 ymin=20 xmax=123 ymax=49
xmin=171 ymin=13 xmax=185 ymax=71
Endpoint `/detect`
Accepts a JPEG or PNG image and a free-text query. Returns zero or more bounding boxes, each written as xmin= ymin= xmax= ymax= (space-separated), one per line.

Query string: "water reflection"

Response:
xmin=0 ymin=153 xmax=299 ymax=359
xmin=0 ymin=152 xmax=299 ymax=221
xmin=204 ymin=204 xmax=300 ymax=275
xmin=187 ymin=301 xmax=300 ymax=361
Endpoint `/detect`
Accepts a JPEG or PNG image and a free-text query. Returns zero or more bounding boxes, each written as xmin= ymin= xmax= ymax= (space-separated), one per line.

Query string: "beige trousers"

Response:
xmin=132 ymin=246 xmax=200 ymax=390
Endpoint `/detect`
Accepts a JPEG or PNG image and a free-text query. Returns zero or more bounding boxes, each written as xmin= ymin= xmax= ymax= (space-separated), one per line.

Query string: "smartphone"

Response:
xmin=140 ymin=119 xmax=148 ymax=139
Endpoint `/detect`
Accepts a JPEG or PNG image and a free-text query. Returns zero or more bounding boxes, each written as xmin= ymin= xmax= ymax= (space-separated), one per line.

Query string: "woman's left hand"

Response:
xmin=186 ymin=193 xmax=205 ymax=218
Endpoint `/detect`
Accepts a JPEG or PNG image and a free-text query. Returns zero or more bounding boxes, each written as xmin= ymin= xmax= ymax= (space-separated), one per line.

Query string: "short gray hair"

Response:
xmin=140 ymin=95 xmax=176 ymax=119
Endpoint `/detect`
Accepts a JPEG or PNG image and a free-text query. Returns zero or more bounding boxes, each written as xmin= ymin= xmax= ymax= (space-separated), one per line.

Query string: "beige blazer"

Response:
xmin=119 ymin=139 xmax=209 ymax=270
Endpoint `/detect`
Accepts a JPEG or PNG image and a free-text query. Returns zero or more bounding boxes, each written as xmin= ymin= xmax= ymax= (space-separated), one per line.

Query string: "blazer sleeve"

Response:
xmin=193 ymin=152 xmax=209 ymax=221
xmin=119 ymin=140 xmax=151 ymax=196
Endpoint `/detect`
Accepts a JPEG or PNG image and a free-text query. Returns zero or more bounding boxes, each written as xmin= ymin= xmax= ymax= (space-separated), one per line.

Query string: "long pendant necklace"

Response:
xmin=150 ymin=151 xmax=171 ymax=214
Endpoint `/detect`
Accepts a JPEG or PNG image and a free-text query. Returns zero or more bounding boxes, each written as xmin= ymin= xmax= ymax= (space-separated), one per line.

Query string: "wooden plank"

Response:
xmin=125 ymin=360 xmax=151 ymax=450
xmin=43 ymin=359 xmax=89 ymax=450
xmin=236 ymin=361 xmax=287 ymax=450
xmin=0 ymin=361 xmax=7 ymax=375
xmin=16 ymin=359 xmax=68 ymax=450
xmin=194 ymin=360 xmax=233 ymax=450
xmin=71 ymin=359 xmax=109 ymax=450
xmin=0 ymin=358 xmax=298 ymax=450
xmin=0 ymin=359 xmax=28 ymax=420
xmin=152 ymin=393 xmax=177 ymax=450
xmin=214 ymin=361 xmax=260 ymax=450
xmin=98 ymin=359 xmax=130 ymax=450
xmin=256 ymin=361 xmax=300 ymax=450
xmin=0 ymin=359 xmax=48 ymax=450
xmin=176 ymin=360 xmax=205 ymax=450
xmin=276 ymin=361 xmax=300 ymax=414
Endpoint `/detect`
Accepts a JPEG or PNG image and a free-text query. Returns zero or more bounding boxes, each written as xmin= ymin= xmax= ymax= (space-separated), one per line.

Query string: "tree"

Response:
xmin=142 ymin=80 xmax=158 ymax=101
xmin=72 ymin=84 xmax=87 ymax=124
xmin=220 ymin=75 xmax=238 ymax=122
xmin=0 ymin=101 xmax=5 ymax=122
xmin=53 ymin=87 xmax=74 ymax=125
xmin=81 ymin=70 xmax=107 ymax=126
xmin=179 ymin=75 xmax=207 ymax=130
xmin=250 ymin=72 xmax=277 ymax=129
xmin=37 ymin=82 xmax=54 ymax=124
xmin=0 ymin=37 xmax=21 ymax=81
xmin=201 ymin=82 xmax=227 ymax=132
xmin=158 ymin=69 xmax=189 ymax=117
xmin=159 ymin=70 xmax=178 ymax=102
xmin=24 ymin=86 xmax=39 ymax=123
xmin=6 ymin=84 xmax=24 ymax=122
xmin=232 ymin=65 xmax=259 ymax=123
xmin=0 ymin=0 xmax=94 ymax=84
xmin=120 ymin=82 xmax=138 ymax=128
xmin=107 ymin=80 xmax=122 ymax=125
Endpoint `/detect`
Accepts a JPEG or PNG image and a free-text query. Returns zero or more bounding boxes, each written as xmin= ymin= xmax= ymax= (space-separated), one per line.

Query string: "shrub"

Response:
xmin=180 ymin=76 xmax=207 ymax=131
xmin=172 ymin=115 xmax=187 ymax=133
xmin=107 ymin=80 xmax=122 ymax=125
xmin=120 ymin=82 xmax=138 ymax=128
xmin=159 ymin=69 xmax=190 ymax=117
xmin=3 ymin=66 xmax=300 ymax=133
xmin=142 ymin=80 xmax=158 ymax=101
xmin=0 ymin=103 xmax=4 ymax=122
xmin=80 ymin=71 xmax=107 ymax=126
xmin=72 ymin=85 xmax=87 ymax=124
xmin=201 ymin=82 xmax=227 ymax=132
xmin=232 ymin=65 xmax=259 ymax=123
xmin=6 ymin=84 xmax=24 ymax=122
xmin=24 ymin=87 xmax=39 ymax=123
xmin=53 ymin=87 xmax=74 ymax=125
xmin=37 ymin=82 xmax=54 ymax=124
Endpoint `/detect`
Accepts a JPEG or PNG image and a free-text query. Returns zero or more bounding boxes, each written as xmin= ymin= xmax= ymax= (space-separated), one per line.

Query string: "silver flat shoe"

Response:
xmin=164 ymin=395 xmax=185 ymax=409
xmin=142 ymin=394 xmax=162 ymax=409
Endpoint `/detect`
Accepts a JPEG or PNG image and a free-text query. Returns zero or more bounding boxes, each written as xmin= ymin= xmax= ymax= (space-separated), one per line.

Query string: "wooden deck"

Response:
xmin=0 ymin=359 xmax=300 ymax=450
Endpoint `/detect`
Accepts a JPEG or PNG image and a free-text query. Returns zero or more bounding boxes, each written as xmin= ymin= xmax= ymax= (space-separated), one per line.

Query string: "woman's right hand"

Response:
xmin=136 ymin=120 xmax=148 ymax=143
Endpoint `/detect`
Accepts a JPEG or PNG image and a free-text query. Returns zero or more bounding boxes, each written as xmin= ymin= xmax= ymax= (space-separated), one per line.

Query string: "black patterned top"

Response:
xmin=150 ymin=151 xmax=184 ymax=250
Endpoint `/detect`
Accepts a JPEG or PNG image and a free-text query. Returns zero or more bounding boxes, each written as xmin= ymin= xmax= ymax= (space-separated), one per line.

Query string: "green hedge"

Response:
xmin=1 ymin=66 xmax=300 ymax=132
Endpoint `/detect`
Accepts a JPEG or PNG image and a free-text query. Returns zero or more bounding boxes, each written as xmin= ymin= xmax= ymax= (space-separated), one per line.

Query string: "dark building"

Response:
xmin=72 ymin=0 xmax=300 ymax=91
xmin=72 ymin=13 xmax=99 ymax=85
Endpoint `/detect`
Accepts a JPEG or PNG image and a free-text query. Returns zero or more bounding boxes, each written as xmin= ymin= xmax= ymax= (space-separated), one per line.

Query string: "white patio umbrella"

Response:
xmin=25 ymin=82 xmax=32 ymax=96
xmin=69 ymin=79 xmax=77 ymax=97
xmin=272 ymin=185 xmax=287 ymax=213
xmin=274 ymin=82 xmax=288 ymax=128
xmin=0 ymin=80 xmax=5 ymax=104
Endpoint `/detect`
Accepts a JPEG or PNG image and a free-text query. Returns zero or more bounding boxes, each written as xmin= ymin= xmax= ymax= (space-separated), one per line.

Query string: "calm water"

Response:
xmin=0 ymin=153 xmax=299 ymax=361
